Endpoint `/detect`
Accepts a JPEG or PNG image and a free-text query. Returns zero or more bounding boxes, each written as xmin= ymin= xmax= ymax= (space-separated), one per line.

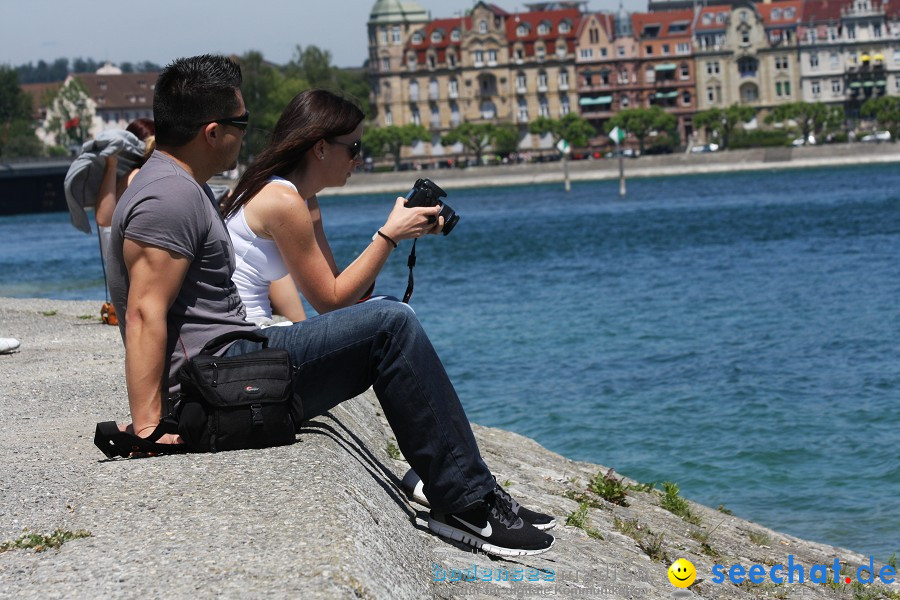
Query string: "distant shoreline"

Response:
xmin=286 ymin=142 xmax=900 ymax=197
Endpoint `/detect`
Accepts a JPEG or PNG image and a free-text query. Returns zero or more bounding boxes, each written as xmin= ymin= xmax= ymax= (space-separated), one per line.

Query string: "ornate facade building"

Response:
xmin=693 ymin=1 xmax=803 ymax=113
xmin=368 ymin=0 xmax=584 ymax=158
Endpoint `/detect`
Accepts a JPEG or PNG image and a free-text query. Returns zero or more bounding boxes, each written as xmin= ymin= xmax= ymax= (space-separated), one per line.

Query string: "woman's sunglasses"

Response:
xmin=328 ymin=138 xmax=362 ymax=160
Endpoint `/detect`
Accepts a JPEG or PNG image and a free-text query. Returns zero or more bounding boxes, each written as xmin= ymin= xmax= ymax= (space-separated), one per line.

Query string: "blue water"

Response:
xmin=1 ymin=164 xmax=898 ymax=560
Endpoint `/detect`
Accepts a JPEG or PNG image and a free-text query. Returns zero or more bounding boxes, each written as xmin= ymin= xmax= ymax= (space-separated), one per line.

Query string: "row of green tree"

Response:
xmin=12 ymin=57 xmax=162 ymax=84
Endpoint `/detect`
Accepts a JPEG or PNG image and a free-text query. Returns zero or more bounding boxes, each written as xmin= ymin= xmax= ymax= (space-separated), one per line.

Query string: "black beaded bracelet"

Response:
xmin=375 ymin=229 xmax=398 ymax=248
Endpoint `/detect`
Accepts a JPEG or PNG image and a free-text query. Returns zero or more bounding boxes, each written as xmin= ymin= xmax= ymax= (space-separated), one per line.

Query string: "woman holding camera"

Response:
xmin=222 ymin=89 xmax=442 ymax=325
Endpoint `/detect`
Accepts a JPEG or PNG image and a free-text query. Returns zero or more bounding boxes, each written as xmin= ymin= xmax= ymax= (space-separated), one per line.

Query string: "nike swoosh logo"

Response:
xmin=453 ymin=516 xmax=492 ymax=538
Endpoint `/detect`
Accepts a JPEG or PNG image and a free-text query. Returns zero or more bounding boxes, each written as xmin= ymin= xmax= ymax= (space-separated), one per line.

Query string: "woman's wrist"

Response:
xmin=373 ymin=229 xmax=398 ymax=249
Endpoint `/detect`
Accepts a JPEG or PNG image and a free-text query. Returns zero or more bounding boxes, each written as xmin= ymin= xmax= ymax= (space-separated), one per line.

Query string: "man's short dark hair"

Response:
xmin=153 ymin=55 xmax=243 ymax=147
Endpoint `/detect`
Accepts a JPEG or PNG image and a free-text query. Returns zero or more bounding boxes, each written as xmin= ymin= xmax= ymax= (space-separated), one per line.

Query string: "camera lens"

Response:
xmin=439 ymin=203 xmax=459 ymax=235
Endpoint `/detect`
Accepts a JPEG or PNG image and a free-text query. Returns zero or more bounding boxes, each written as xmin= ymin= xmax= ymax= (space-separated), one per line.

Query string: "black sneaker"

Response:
xmin=428 ymin=490 xmax=555 ymax=557
xmin=404 ymin=469 xmax=557 ymax=531
xmin=494 ymin=478 xmax=557 ymax=531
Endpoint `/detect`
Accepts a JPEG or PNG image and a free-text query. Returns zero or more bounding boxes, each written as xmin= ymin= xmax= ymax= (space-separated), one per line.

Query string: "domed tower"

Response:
xmin=368 ymin=0 xmax=430 ymax=127
xmin=613 ymin=1 xmax=633 ymax=38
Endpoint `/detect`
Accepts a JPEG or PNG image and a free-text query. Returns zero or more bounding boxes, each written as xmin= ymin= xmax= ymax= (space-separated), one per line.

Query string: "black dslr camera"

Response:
xmin=404 ymin=178 xmax=459 ymax=236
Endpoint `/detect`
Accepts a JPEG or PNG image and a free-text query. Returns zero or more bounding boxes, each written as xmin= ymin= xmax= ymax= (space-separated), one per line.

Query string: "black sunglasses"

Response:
xmin=199 ymin=111 xmax=250 ymax=131
xmin=328 ymin=138 xmax=362 ymax=160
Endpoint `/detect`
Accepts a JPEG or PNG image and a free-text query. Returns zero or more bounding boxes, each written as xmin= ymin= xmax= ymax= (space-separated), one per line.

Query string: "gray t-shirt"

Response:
xmin=108 ymin=151 xmax=256 ymax=394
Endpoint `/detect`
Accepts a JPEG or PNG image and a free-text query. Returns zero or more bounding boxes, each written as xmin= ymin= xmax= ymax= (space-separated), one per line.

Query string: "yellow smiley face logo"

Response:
xmin=668 ymin=558 xmax=696 ymax=588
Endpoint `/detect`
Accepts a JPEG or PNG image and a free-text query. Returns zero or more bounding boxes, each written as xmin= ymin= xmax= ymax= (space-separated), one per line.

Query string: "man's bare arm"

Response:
xmin=122 ymin=238 xmax=190 ymax=438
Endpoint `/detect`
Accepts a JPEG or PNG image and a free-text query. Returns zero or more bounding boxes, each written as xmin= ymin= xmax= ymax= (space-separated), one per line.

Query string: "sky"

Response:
xmin=0 ymin=0 xmax=639 ymax=70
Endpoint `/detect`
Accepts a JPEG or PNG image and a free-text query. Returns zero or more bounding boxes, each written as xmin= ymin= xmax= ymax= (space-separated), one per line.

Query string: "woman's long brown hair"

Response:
xmin=223 ymin=89 xmax=364 ymax=218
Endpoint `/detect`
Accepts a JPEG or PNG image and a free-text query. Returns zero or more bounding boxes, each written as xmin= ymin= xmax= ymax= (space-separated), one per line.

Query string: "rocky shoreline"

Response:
xmin=0 ymin=297 xmax=897 ymax=599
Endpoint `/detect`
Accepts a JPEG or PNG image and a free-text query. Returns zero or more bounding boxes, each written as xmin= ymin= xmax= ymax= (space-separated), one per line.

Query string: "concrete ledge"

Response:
xmin=1 ymin=297 xmax=897 ymax=599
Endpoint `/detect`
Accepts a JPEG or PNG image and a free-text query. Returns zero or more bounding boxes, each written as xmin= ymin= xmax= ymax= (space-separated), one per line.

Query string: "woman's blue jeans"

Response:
xmin=224 ymin=299 xmax=494 ymax=513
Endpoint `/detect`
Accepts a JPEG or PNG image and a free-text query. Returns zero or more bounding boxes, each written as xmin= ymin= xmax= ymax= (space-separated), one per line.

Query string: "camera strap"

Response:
xmin=402 ymin=239 xmax=417 ymax=304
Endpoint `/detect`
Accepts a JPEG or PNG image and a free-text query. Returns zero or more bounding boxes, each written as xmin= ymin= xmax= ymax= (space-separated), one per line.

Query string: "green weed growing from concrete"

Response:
xmin=0 ymin=529 xmax=91 ymax=553
xmin=661 ymin=481 xmax=701 ymax=525
xmin=386 ymin=440 xmax=402 ymax=460
xmin=588 ymin=468 xmax=628 ymax=506
xmin=565 ymin=502 xmax=603 ymax=540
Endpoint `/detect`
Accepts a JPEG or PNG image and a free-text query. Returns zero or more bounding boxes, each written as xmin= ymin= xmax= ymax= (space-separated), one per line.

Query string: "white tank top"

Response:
xmin=226 ymin=177 xmax=298 ymax=321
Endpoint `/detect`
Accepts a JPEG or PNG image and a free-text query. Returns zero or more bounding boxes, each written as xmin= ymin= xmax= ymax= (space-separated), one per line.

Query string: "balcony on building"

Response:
xmin=579 ymin=95 xmax=613 ymax=115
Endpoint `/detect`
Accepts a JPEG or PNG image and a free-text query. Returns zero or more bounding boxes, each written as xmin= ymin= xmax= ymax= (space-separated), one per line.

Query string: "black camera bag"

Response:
xmin=173 ymin=330 xmax=298 ymax=452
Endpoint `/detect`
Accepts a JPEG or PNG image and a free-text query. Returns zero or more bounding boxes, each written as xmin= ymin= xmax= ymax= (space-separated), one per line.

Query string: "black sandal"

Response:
xmin=94 ymin=419 xmax=188 ymax=459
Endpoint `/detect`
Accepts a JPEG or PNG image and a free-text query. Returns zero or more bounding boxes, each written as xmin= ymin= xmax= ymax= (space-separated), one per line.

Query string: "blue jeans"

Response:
xmin=225 ymin=299 xmax=494 ymax=513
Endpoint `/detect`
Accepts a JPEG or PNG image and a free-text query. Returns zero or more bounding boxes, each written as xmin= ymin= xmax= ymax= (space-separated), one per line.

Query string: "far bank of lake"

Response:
xmin=304 ymin=142 xmax=900 ymax=197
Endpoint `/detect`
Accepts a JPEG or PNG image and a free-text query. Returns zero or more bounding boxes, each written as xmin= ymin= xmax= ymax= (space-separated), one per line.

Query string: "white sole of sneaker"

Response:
xmin=427 ymin=517 xmax=554 ymax=557
xmin=533 ymin=518 xmax=557 ymax=531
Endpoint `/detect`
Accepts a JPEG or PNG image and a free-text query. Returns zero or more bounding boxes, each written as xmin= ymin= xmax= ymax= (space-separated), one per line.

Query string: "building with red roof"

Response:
xmin=367 ymin=0 xmax=584 ymax=163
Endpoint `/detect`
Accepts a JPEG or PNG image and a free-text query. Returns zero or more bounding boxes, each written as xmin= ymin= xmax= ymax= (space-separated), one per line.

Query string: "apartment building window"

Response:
xmin=427 ymin=54 xmax=436 ymax=70
xmin=645 ymin=67 xmax=655 ymax=83
xmin=517 ymin=72 xmax=527 ymax=93
xmin=706 ymin=61 xmax=720 ymax=75
xmin=538 ymin=22 xmax=550 ymax=36
xmin=589 ymin=27 xmax=599 ymax=44
xmin=808 ymin=29 xmax=817 ymax=43
xmin=894 ymin=49 xmax=900 ymax=62
xmin=479 ymin=20 xmax=488 ymax=34
xmin=431 ymin=31 xmax=443 ymax=43
xmin=874 ymin=24 xmax=882 ymax=38
xmin=411 ymin=106 xmax=421 ymax=125
xmin=481 ymin=100 xmax=496 ymax=119
xmin=488 ymin=50 xmax=498 ymax=65
xmin=560 ymin=95 xmax=570 ymax=115
xmin=392 ymin=26 xmax=401 ymax=43
xmin=474 ymin=50 xmax=484 ymax=67
xmin=450 ymin=102 xmax=460 ymax=126
xmin=409 ymin=80 xmax=419 ymax=101
xmin=742 ymin=30 xmax=750 ymax=45
xmin=429 ymin=78 xmax=439 ymax=99
xmin=451 ymin=28 xmax=461 ymax=42
xmin=676 ymin=42 xmax=690 ymax=54
xmin=810 ymin=53 xmax=819 ymax=69
xmin=847 ymin=25 xmax=855 ymax=39
xmin=646 ymin=45 xmax=654 ymax=55
xmin=557 ymin=43 xmax=568 ymax=58
xmin=702 ymin=13 xmax=712 ymax=25
xmin=412 ymin=32 xmax=423 ymax=44
xmin=380 ymin=27 xmax=388 ymax=43
xmin=682 ymin=90 xmax=691 ymax=105
xmin=620 ymin=94 xmax=630 ymax=107
xmin=536 ymin=44 xmax=546 ymax=61
xmin=381 ymin=57 xmax=390 ymax=71
xmin=539 ymin=95 xmax=549 ymax=117
xmin=618 ymin=69 xmax=628 ymax=84
xmin=831 ymin=79 xmax=841 ymax=94
xmin=775 ymin=56 xmax=789 ymax=70
xmin=408 ymin=53 xmax=417 ymax=70
xmin=538 ymin=71 xmax=548 ymax=91
xmin=828 ymin=27 xmax=838 ymax=41
xmin=580 ymin=48 xmax=594 ymax=59
xmin=448 ymin=78 xmax=459 ymax=99
xmin=617 ymin=46 xmax=625 ymax=57
xmin=448 ymin=53 xmax=456 ymax=68
xmin=518 ymin=97 xmax=528 ymax=121
xmin=515 ymin=47 xmax=525 ymax=62
xmin=812 ymin=80 xmax=820 ymax=95
xmin=830 ymin=52 xmax=839 ymax=68
xmin=430 ymin=104 xmax=440 ymax=128
xmin=680 ymin=63 xmax=690 ymax=79
xmin=560 ymin=21 xmax=571 ymax=34
xmin=385 ymin=108 xmax=392 ymax=126
xmin=559 ymin=70 xmax=569 ymax=89
xmin=707 ymin=86 xmax=715 ymax=102
xmin=600 ymin=48 xmax=608 ymax=57
xmin=662 ymin=44 xmax=670 ymax=55
xmin=517 ymin=24 xmax=528 ymax=37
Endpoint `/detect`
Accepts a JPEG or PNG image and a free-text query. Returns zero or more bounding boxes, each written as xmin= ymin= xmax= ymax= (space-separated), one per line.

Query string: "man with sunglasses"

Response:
xmin=106 ymin=55 xmax=555 ymax=558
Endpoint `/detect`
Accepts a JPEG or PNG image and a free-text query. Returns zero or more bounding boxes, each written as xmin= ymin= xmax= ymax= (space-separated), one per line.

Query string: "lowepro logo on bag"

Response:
xmin=244 ymin=385 xmax=261 ymax=394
